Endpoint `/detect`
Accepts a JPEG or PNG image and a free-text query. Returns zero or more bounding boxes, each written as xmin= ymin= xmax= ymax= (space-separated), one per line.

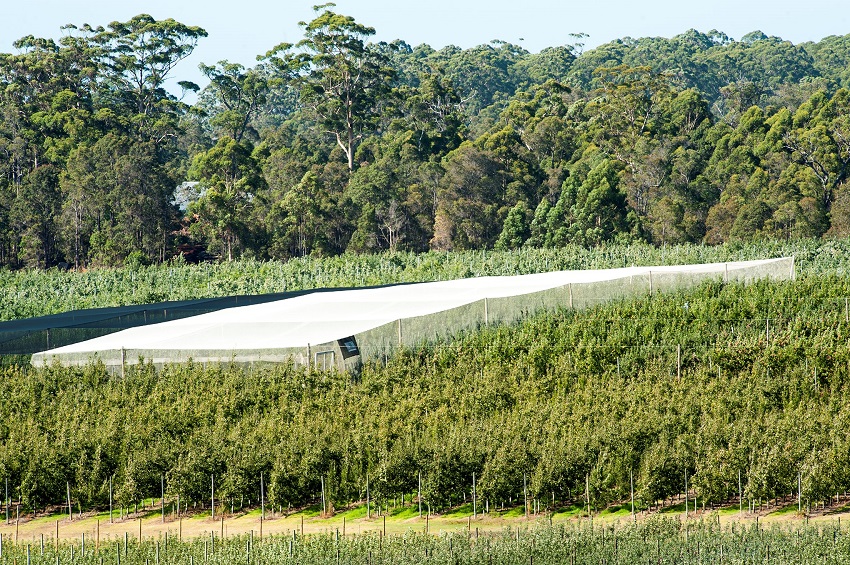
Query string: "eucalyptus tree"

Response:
xmin=262 ymin=4 xmax=396 ymax=173
xmin=188 ymin=136 xmax=266 ymax=260
xmin=784 ymin=88 xmax=850 ymax=209
xmin=198 ymin=60 xmax=270 ymax=143
xmin=77 ymin=14 xmax=207 ymax=139
xmin=0 ymin=34 xmax=100 ymax=266
xmin=56 ymin=15 xmax=208 ymax=265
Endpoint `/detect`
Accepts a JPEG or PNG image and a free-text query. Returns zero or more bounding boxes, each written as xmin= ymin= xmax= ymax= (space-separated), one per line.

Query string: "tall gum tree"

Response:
xmin=262 ymin=4 xmax=396 ymax=173
xmin=76 ymin=14 xmax=207 ymax=140
xmin=198 ymin=61 xmax=269 ymax=143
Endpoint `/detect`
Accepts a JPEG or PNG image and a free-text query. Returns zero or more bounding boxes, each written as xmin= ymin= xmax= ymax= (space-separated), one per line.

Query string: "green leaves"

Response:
xmin=263 ymin=5 xmax=395 ymax=172
xmin=93 ymin=15 xmax=207 ymax=123
xmin=198 ymin=61 xmax=269 ymax=142
xmin=188 ymin=137 xmax=266 ymax=260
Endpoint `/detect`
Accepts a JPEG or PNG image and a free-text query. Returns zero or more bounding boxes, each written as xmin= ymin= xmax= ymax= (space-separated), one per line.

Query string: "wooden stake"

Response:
xmin=67 ymin=482 xmax=72 ymax=521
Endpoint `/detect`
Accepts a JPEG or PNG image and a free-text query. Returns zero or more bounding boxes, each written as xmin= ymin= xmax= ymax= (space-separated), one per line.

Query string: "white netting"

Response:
xmin=31 ymin=257 xmax=794 ymax=371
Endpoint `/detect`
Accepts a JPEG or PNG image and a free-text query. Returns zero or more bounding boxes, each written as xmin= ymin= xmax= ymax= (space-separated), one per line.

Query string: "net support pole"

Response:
xmin=791 ymin=256 xmax=796 ymax=281
xmin=649 ymin=271 xmax=653 ymax=296
xmin=483 ymin=298 xmax=489 ymax=326
xmin=397 ymin=319 xmax=402 ymax=346
xmin=569 ymin=283 xmax=573 ymax=309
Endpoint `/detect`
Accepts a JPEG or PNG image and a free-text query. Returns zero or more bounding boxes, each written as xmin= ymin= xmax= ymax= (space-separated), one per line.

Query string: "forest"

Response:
xmin=2 ymin=7 xmax=850 ymax=269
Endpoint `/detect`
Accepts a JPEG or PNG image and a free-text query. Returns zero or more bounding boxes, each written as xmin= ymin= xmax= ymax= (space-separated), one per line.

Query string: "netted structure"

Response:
xmin=1 ymin=293 xmax=303 ymax=356
xmin=31 ymin=258 xmax=794 ymax=371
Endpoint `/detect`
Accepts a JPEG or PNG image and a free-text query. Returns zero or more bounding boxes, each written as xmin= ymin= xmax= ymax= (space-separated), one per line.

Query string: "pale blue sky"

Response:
xmin=3 ymin=0 xmax=849 ymax=96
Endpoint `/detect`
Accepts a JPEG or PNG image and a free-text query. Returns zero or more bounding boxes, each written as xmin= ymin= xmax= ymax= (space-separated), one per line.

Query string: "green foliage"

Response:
xmin=0 ymin=521 xmax=848 ymax=563
xmin=2 ymin=243 xmax=850 ymax=515
xmin=4 ymin=237 xmax=850 ymax=323
xmin=4 ymin=13 xmax=850 ymax=264
xmin=188 ymin=137 xmax=266 ymax=260
xmin=261 ymin=5 xmax=396 ymax=173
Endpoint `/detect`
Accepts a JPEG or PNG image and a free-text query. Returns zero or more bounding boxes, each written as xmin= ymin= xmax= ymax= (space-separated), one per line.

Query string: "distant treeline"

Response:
xmin=2 ymin=274 xmax=850 ymax=514
xmin=2 ymin=8 xmax=850 ymax=268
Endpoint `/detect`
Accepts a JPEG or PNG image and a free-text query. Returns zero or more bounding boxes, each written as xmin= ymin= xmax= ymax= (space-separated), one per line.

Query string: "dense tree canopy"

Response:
xmin=2 ymin=11 xmax=850 ymax=267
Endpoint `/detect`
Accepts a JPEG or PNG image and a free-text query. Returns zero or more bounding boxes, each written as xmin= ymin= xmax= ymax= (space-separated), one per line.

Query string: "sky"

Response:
xmin=3 ymin=0 xmax=849 ymax=98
